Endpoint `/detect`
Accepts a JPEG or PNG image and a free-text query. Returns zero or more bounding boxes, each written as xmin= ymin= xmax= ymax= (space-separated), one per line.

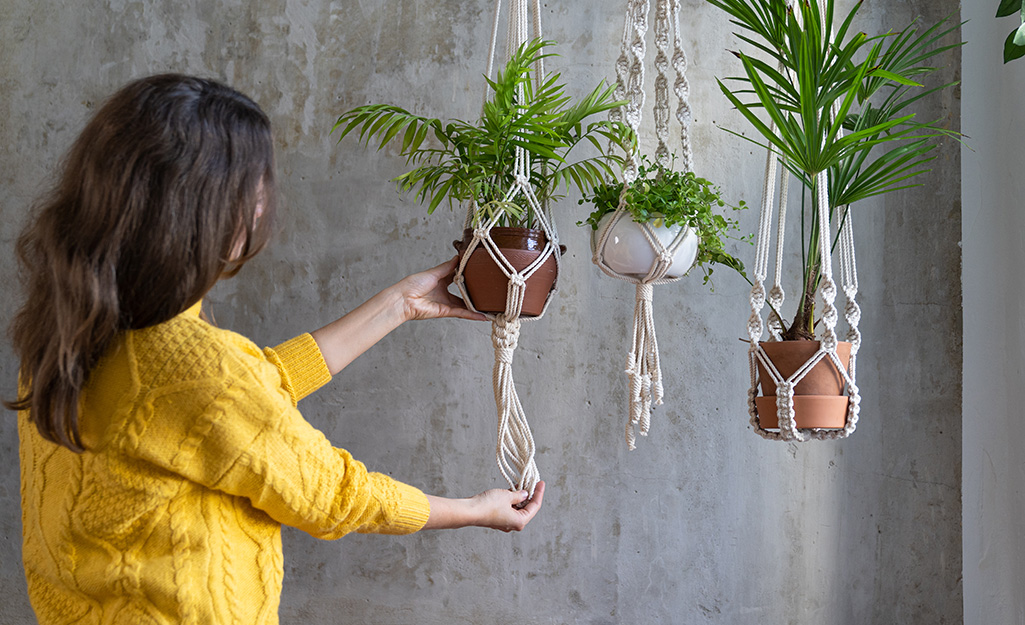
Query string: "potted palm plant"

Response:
xmin=333 ymin=38 xmax=636 ymax=316
xmin=708 ymin=0 xmax=961 ymax=429
xmin=580 ymin=154 xmax=748 ymax=284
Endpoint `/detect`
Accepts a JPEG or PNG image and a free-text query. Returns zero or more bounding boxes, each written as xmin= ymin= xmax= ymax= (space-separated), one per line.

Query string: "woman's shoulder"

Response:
xmin=128 ymin=313 xmax=266 ymax=389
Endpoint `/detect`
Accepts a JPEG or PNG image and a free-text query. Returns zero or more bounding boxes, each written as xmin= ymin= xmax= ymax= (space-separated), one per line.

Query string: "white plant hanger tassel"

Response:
xmin=452 ymin=0 xmax=556 ymax=496
xmin=593 ymin=0 xmax=695 ymax=449
xmin=746 ymin=0 xmax=861 ymax=441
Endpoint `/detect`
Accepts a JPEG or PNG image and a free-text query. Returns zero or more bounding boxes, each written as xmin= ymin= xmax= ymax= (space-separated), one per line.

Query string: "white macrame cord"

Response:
xmin=453 ymin=0 xmax=556 ymax=496
xmin=593 ymin=0 xmax=696 ymax=449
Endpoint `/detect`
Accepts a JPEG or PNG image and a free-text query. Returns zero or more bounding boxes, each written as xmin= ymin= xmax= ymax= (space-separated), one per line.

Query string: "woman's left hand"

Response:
xmin=399 ymin=256 xmax=487 ymax=322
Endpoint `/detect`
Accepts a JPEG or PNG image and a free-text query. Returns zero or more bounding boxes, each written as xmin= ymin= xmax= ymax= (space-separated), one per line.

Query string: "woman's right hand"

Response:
xmin=396 ymin=256 xmax=487 ymax=322
xmin=424 ymin=481 xmax=546 ymax=532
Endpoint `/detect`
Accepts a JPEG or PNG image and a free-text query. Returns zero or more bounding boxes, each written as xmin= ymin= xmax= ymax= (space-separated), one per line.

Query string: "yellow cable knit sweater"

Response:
xmin=19 ymin=302 xmax=431 ymax=624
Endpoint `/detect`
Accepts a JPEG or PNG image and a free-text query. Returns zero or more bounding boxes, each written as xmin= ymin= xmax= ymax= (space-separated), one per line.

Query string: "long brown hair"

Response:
xmin=5 ymin=74 xmax=277 ymax=451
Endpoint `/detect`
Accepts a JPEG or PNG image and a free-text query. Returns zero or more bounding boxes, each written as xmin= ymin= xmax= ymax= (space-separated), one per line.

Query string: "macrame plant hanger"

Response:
xmin=746 ymin=0 xmax=862 ymax=442
xmin=592 ymin=0 xmax=695 ymax=449
xmin=451 ymin=0 xmax=556 ymax=496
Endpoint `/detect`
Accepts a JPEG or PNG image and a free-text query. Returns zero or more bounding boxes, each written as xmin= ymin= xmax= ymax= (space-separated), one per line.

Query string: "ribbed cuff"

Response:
xmin=265 ymin=334 xmax=332 ymax=404
xmin=372 ymin=476 xmax=431 ymax=535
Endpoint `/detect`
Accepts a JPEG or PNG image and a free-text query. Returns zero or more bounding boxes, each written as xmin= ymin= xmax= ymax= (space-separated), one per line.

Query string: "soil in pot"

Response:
xmin=755 ymin=340 xmax=852 ymax=430
xmin=454 ymin=227 xmax=562 ymax=317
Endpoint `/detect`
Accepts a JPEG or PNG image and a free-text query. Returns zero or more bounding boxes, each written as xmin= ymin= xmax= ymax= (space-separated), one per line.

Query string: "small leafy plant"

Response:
xmin=332 ymin=38 xmax=636 ymax=228
xmin=998 ymin=0 xmax=1025 ymax=62
xmin=580 ymin=155 xmax=749 ymax=285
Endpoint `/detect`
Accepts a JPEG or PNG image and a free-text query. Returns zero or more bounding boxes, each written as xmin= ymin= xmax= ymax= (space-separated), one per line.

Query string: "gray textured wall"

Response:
xmin=0 ymin=1 xmax=962 ymax=623
xmin=961 ymin=3 xmax=1025 ymax=623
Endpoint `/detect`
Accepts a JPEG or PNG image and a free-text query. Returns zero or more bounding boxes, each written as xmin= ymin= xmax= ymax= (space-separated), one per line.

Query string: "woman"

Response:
xmin=7 ymin=74 xmax=544 ymax=625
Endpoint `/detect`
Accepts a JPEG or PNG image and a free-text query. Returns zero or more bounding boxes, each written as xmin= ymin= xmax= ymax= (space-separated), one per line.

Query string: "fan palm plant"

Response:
xmin=333 ymin=38 xmax=636 ymax=227
xmin=708 ymin=0 xmax=961 ymax=340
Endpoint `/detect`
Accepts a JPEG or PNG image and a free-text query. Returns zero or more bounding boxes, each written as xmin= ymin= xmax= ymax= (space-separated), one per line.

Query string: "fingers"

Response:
xmin=426 ymin=256 xmax=460 ymax=282
xmin=499 ymin=481 xmax=545 ymax=532
xmin=514 ymin=481 xmax=544 ymax=518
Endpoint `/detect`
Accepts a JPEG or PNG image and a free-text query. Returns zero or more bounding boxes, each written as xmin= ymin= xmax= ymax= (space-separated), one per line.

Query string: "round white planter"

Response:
xmin=591 ymin=212 xmax=699 ymax=279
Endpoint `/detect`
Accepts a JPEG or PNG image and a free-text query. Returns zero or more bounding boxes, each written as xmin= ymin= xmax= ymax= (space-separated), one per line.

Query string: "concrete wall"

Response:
xmin=0 ymin=1 xmax=962 ymax=623
xmin=961 ymin=5 xmax=1025 ymax=625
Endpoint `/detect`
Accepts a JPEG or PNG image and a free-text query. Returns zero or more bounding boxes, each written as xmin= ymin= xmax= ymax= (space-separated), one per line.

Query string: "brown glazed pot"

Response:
xmin=754 ymin=340 xmax=852 ymax=430
xmin=454 ymin=227 xmax=563 ymax=317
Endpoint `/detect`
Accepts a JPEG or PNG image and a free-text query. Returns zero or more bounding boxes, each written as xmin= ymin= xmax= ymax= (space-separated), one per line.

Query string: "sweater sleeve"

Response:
xmin=128 ymin=353 xmax=430 ymax=538
xmin=263 ymin=333 xmax=332 ymax=405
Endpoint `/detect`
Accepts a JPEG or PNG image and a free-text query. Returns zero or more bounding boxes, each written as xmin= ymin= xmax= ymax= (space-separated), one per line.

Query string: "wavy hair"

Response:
xmin=6 ymin=74 xmax=277 ymax=451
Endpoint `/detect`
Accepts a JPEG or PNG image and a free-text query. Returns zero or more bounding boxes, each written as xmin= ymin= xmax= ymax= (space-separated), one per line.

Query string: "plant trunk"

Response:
xmin=782 ymin=265 xmax=818 ymax=341
xmin=781 ymin=177 xmax=823 ymax=342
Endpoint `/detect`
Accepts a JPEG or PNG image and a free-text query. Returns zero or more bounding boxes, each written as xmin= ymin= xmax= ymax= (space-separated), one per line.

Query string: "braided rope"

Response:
xmin=594 ymin=0 xmax=696 ymax=447
xmin=670 ymin=0 xmax=693 ymax=173
xmin=454 ymin=0 xmax=554 ymax=495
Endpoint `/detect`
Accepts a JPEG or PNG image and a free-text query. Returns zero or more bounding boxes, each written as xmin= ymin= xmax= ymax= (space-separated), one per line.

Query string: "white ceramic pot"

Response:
xmin=591 ymin=212 xmax=699 ymax=279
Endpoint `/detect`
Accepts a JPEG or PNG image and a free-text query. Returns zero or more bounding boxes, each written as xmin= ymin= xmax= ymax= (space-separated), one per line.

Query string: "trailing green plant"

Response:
xmin=332 ymin=38 xmax=636 ymax=228
xmin=708 ymin=0 xmax=962 ymax=340
xmin=579 ymin=155 xmax=749 ymax=285
xmin=998 ymin=0 xmax=1025 ymax=62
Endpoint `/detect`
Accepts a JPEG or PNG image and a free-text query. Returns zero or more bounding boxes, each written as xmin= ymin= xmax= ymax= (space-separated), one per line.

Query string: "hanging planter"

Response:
xmin=590 ymin=214 xmax=698 ymax=280
xmin=454 ymin=226 xmax=564 ymax=317
xmin=334 ymin=22 xmax=635 ymax=491
xmin=583 ymin=159 xmax=747 ymax=448
xmin=754 ymin=340 xmax=851 ymax=430
xmin=585 ymin=0 xmax=749 ymax=450
xmin=583 ymin=157 xmax=746 ymax=284
xmin=708 ymin=0 xmax=962 ymax=441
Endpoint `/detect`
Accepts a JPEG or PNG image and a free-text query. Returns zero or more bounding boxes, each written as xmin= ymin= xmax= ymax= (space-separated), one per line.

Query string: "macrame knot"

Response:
xmin=768 ymin=284 xmax=785 ymax=306
xmin=508 ymin=273 xmax=526 ymax=288
xmin=655 ymin=249 xmax=674 ymax=272
xmin=492 ymin=316 xmax=521 ymax=352
xmin=820 ymin=277 xmax=837 ymax=305
xmin=846 ymin=326 xmax=862 ymax=346
xmin=750 ymin=282 xmax=766 ymax=309
xmin=636 ymin=282 xmax=654 ymax=303
xmin=844 ymin=299 xmax=861 ymax=326
xmin=473 ymin=227 xmax=489 ymax=241
xmin=776 ymin=380 xmax=794 ymax=400
xmin=820 ymin=331 xmax=838 ymax=353
xmin=514 ymin=174 xmax=529 ymax=187
xmin=496 ymin=346 xmax=516 ymax=365
xmin=821 ymin=304 xmax=839 ymax=330
xmin=747 ymin=312 xmax=764 ymax=339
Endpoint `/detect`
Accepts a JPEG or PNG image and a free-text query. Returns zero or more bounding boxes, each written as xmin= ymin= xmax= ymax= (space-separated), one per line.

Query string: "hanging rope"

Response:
xmin=745 ymin=0 xmax=862 ymax=441
xmin=593 ymin=0 xmax=696 ymax=449
xmin=453 ymin=0 xmax=556 ymax=496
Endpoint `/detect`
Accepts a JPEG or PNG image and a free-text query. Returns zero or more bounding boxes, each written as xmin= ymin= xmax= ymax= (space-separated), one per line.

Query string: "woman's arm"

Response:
xmin=424 ymin=481 xmax=546 ymax=532
xmin=310 ymin=257 xmax=485 ymax=375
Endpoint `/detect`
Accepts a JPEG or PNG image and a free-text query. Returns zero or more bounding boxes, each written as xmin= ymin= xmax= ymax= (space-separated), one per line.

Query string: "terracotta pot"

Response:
xmin=454 ymin=227 xmax=563 ymax=317
xmin=754 ymin=340 xmax=852 ymax=430
xmin=591 ymin=212 xmax=699 ymax=279
xmin=754 ymin=396 xmax=850 ymax=429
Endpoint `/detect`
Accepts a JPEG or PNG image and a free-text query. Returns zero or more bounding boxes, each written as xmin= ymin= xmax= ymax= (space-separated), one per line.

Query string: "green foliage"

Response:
xmin=332 ymin=39 xmax=636 ymax=227
xmin=579 ymin=155 xmax=750 ymax=286
xmin=998 ymin=0 xmax=1025 ymax=63
xmin=707 ymin=0 xmax=962 ymax=339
